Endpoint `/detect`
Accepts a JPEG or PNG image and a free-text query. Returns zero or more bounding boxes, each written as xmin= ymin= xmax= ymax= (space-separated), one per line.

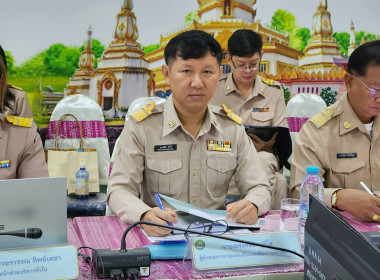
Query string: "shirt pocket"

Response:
xmin=146 ymin=156 xmax=183 ymax=197
xmin=206 ymin=154 xmax=237 ymax=197
xmin=250 ymin=111 xmax=275 ymax=126
xmin=331 ymin=159 xmax=365 ymax=189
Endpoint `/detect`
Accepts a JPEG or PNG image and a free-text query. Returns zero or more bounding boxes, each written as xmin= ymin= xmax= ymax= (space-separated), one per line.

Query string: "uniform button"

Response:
xmin=193 ymin=172 xmax=197 ymax=176
xmin=372 ymin=166 xmax=376 ymax=169
xmin=221 ymin=167 xmax=225 ymax=172
xmin=192 ymin=198 xmax=198 ymax=204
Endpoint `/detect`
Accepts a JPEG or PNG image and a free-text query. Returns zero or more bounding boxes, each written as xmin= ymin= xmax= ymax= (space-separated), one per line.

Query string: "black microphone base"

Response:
xmin=92 ymin=248 xmax=151 ymax=279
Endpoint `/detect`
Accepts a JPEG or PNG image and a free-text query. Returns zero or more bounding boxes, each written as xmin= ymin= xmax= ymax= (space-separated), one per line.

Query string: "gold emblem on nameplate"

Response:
xmin=344 ymin=121 xmax=351 ymax=129
xmin=206 ymin=140 xmax=231 ymax=152
xmin=168 ymin=120 xmax=176 ymax=128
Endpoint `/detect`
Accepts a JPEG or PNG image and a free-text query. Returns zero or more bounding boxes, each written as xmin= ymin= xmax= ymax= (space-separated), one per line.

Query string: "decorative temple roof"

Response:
xmin=113 ymin=0 xmax=139 ymax=43
xmin=272 ymin=65 xmax=345 ymax=82
xmin=347 ymin=20 xmax=357 ymax=57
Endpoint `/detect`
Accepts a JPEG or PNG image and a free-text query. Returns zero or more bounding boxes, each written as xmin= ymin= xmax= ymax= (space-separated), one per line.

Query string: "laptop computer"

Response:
xmin=0 ymin=177 xmax=67 ymax=250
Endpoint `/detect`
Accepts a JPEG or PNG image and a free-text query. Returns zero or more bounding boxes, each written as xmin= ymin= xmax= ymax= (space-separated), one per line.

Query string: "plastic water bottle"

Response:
xmin=75 ymin=159 xmax=89 ymax=199
xmin=298 ymin=166 xmax=324 ymax=251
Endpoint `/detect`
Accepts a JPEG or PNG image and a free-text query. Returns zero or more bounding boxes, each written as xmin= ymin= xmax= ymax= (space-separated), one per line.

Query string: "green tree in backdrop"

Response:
xmin=332 ymin=32 xmax=350 ymax=57
xmin=320 ymin=87 xmax=337 ymax=106
xmin=185 ymin=10 xmax=199 ymax=25
xmin=270 ymin=9 xmax=310 ymax=52
xmin=281 ymin=84 xmax=291 ymax=104
xmin=143 ymin=44 xmax=160 ymax=55
xmin=355 ymin=31 xmax=376 ymax=45
xmin=4 ymin=50 xmax=15 ymax=74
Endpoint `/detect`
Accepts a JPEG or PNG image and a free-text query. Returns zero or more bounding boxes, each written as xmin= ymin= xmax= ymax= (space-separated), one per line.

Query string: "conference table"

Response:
xmin=68 ymin=212 xmax=380 ymax=280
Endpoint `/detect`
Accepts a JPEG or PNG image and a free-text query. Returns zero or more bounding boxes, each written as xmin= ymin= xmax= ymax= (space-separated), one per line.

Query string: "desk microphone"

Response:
xmin=0 ymin=228 xmax=43 ymax=239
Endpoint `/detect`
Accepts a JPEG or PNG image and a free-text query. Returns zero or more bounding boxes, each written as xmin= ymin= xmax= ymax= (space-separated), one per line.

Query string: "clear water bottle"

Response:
xmin=298 ymin=166 xmax=324 ymax=251
xmin=75 ymin=159 xmax=89 ymax=199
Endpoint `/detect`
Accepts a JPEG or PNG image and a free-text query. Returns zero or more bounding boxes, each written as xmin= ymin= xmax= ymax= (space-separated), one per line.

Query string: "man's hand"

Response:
xmin=248 ymin=131 xmax=278 ymax=153
xmin=336 ymin=189 xmax=380 ymax=222
xmin=225 ymin=198 xmax=258 ymax=225
xmin=140 ymin=207 xmax=177 ymax=236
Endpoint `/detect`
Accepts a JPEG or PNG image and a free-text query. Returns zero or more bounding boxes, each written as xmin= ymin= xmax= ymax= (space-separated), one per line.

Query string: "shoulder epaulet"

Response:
xmin=219 ymin=73 xmax=227 ymax=81
xmin=8 ymin=84 xmax=23 ymax=91
xmin=222 ymin=104 xmax=241 ymax=124
xmin=6 ymin=115 xmax=33 ymax=128
xmin=262 ymin=77 xmax=276 ymax=86
xmin=130 ymin=101 xmax=156 ymax=123
xmin=310 ymin=106 xmax=335 ymax=128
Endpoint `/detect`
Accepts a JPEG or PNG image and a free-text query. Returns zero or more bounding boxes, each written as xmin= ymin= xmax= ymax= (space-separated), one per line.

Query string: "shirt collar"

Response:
xmin=162 ymin=96 xmax=222 ymax=138
xmin=225 ymin=73 xmax=265 ymax=99
xmin=338 ymin=94 xmax=369 ymax=135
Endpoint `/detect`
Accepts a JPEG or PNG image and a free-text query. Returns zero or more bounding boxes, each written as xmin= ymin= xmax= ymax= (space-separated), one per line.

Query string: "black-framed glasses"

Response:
xmin=354 ymin=74 xmax=380 ymax=97
xmin=230 ymin=57 xmax=259 ymax=72
xmin=185 ymin=220 xmax=229 ymax=237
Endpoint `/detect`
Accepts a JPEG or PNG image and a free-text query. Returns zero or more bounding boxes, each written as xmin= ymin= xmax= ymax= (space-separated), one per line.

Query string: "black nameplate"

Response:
xmin=154 ymin=144 xmax=177 ymax=152
xmin=336 ymin=153 xmax=357 ymax=159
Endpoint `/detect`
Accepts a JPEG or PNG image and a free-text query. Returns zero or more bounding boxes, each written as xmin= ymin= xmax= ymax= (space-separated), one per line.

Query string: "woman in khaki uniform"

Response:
xmin=290 ymin=40 xmax=380 ymax=222
xmin=0 ymin=46 xmax=48 ymax=179
xmin=0 ymin=45 xmax=32 ymax=118
xmin=210 ymin=29 xmax=288 ymax=210
xmin=108 ymin=30 xmax=271 ymax=237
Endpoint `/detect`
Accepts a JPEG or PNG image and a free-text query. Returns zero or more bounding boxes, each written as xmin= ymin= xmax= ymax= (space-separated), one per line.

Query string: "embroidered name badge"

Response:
xmin=154 ymin=144 xmax=177 ymax=152
xmin=336 ymin=153 xmax=357 ymax=159
xmin=252 ymin=107 xmax=269 ymax=112
xmin=0 ymin=160 xmax=10 ymax=168
xmin=206 ymin=140 xmax=231 ymax=152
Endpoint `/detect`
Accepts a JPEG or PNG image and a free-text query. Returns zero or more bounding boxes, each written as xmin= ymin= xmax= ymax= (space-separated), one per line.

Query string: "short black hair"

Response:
xmin=348 ymin=40 xmax=380 ymax=76
xmin=164 ymin=30 xmax=223 ymax=66
xmin=228 ymin=29 xmax=263 ymax=57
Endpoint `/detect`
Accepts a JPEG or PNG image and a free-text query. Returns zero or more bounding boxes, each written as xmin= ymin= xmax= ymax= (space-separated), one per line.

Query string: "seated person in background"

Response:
xmin=0 ymin=52 xmax=48 ymax=179
xmin=0 ymin=45 xmax=33 ymax=118
xmin=210 ymin=29 xmax=288 ymax=209
xmin=290 ymin=40 xmax=380 ymax=222
xmin=107 ymin=30 xmax=271 ymax=236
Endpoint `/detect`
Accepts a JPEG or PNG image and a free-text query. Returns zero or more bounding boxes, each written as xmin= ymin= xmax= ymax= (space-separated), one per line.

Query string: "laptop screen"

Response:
xmin=0 ymin=177 xmax=67 ymax=250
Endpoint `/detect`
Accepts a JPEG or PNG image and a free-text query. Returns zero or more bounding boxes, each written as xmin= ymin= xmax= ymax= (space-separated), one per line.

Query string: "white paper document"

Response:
xmin=160 ymin=194 xmax=261 ymax=229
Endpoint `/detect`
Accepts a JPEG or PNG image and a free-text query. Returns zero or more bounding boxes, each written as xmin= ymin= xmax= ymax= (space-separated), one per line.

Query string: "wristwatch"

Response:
xmin=331 ymin=191 xmax=338 ymax=209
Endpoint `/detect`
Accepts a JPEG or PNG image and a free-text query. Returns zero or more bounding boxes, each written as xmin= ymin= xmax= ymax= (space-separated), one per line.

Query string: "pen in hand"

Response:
xmin=154 ymin=193 xmax=172 ymax=226
xmin=360 ymin=181 xmax=374 ymax=196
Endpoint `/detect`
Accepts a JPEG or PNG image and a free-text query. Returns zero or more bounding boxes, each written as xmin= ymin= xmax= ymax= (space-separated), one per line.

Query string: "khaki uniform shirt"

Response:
xmin=210 ymin=73 xmax=288 ymax=128
xmin=6 ymin=86 xmax=33 ymax=118
xmin=290 ymin=94 xmax=380 ymax=207
xmin=107 ymin=96 xmax=271 ymax=223
xmin=0 ymin=114 xmax=48 ymax=179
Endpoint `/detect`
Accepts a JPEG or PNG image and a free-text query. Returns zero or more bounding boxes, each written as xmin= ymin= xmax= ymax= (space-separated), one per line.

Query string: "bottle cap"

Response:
xmin=306 ymin=166 xmax=319 ymax=173
xmin=80 ymin=159 xmax=86 ymax=168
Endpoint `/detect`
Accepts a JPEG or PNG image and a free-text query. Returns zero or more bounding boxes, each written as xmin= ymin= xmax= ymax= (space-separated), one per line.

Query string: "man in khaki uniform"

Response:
xmin=210 ymin=29 xmax=288 ymax=209
xmin=0 ymin=114 xmax=48 ymax=179
xmin=290 ymin=40 xmax=380 ymax=222
xmin=108 ymin=30 xmax=271 ymax=236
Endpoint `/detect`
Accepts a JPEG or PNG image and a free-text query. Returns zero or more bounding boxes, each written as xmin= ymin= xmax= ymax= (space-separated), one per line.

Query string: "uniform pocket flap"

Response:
xmin=207 ymin=156 xmax=237 ymax=173
xmin=147 ymin=156 xmax=182 ymax=174
xmin=332 ymin=159 xmax=365 ymax=173
xmin=251 ymin=111 xmax=275 ymax=122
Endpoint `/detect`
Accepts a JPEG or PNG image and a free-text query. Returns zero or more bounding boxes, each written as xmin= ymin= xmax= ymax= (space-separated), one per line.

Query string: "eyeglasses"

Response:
xmin=354 ymin=74 xmax=380 ymax=97
xmin=185 ymin=220 xmax=229 ymax=237
xmin=230 ymin=58 xmax=258 ymax=72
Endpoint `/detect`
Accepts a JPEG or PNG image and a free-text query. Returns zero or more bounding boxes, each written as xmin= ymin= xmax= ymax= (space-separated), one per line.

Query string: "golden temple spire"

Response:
xmin=312 ymin=0 xmax=332 ymax=37
xmin=113 ymin=0 xmax=139 ymax=43
xmin=79 ymin=25 xmax=95 ymax=71
xmin=85 ymin=25 xmax=92 ymax=52
xmin=348 ymin=20 xmax=356 ymax=57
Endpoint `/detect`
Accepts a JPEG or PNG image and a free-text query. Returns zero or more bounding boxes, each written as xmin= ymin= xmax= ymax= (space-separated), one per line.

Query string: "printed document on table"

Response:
xmin=159 ymin=194 xmax=261 ymax=229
